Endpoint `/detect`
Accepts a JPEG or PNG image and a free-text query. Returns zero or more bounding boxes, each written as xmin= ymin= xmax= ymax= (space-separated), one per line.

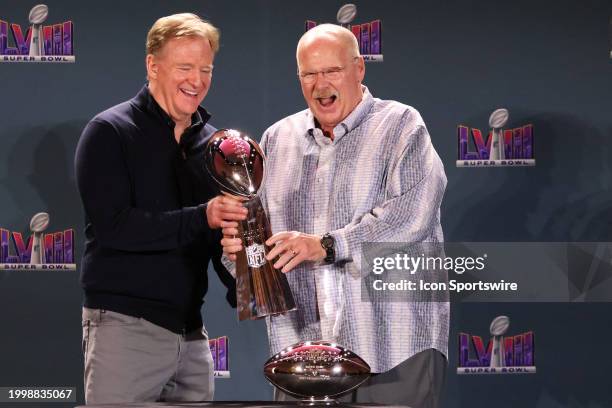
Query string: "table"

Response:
xmin=77 ymin=402 xmax=408 ymax=408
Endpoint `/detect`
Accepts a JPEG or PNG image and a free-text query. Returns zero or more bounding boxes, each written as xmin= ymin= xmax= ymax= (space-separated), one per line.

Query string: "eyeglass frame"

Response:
xmin=297 ymin=56 xmax=360 ymax=84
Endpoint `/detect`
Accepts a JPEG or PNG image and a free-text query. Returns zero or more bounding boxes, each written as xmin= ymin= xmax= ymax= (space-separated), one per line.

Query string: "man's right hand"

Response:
xmin=221 ymin=225 xmax=242 ymax=262
xmin=206 ymin=195 xmax=248 ymax=229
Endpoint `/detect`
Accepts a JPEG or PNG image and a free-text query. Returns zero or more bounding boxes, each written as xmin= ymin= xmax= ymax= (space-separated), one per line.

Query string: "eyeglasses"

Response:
xmin=298 ymin=57 xmax=359 ymax=84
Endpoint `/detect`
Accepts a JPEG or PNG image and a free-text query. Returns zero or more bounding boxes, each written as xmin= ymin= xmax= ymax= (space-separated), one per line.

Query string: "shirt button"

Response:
xmin=317 ymin=178 xmax=322 ymax=183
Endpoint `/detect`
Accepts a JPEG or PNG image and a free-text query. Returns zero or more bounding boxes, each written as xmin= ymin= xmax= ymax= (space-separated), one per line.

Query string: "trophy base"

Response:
xmin=298 ymin=397 xmax=339 ymax=406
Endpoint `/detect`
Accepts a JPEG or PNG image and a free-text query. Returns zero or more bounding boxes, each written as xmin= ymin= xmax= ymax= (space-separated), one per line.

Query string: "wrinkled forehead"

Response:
xmin=297 ymin=35 xmax=352 ymax=69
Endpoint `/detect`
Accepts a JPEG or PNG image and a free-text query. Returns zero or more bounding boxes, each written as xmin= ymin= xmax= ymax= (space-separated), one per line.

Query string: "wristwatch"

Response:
xmin=320 ymin=233 xmax=335 ymax=264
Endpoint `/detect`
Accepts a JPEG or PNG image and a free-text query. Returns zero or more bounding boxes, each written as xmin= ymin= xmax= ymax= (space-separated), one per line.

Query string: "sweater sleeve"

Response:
xmin=75 ymin=118 xmax=212 ymax=252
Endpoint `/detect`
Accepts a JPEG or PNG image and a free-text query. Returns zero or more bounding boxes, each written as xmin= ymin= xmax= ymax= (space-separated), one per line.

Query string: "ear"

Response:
xmin=146 ymin=54 xmax=158 ymax=80
xmin=356 ymin=56 xmax=365 ymax=83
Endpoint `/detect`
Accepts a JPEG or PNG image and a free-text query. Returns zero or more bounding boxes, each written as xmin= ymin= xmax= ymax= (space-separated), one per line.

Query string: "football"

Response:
xmin=488 ymin=108 xmax=509 ymax=129
xmin=29 ymin=212 xmax=50 ymax=233
xmin=205 ymin=129 xmax=265 ymax=198
xmin=336 ymin=4 xmax=357 ymax=25
xmin=490 ymin=315 xmax=510 ymax=336
xmin=264 ymin=341 xmax=371 ymax=400
xmin=28 ymin=4 xmax=49 ymax=25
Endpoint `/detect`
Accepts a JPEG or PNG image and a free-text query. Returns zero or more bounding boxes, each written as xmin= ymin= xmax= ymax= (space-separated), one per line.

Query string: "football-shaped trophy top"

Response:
xmin=30 ymin=212 xmax=50 ymax=233
xmin=29 ymin=4 xmax=49 ymax=25
xmin=490 ymin=315 xmax=510 ymax=336
xmin=337 ymin=4 xmax=357 ymax=24
xmin=264 ymin=341 xmax=371 ymax=402
xmin=488 ymin=108 xmax=509 ymax=129
xmin=204 ymin=129 xmax=265 ymax=198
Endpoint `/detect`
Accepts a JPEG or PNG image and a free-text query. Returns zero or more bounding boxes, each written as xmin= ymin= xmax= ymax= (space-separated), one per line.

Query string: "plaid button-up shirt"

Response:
xmin=257 ymin=86 xmax=448 ymax=373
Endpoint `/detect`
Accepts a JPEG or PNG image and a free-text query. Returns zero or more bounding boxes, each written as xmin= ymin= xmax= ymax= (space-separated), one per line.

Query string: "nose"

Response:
xmin=187 ymin=69 xmax=201 ymax=85
xmin=313 ymin=72 xmax=331 ymax=88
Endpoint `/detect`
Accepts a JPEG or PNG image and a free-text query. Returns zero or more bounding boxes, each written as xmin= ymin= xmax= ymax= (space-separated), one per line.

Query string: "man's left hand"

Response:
xmin=265 ymin=231 xmax=325 ymax=273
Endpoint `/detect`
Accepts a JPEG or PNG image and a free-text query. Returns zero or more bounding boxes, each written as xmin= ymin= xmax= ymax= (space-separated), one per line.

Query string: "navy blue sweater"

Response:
xmin=75 ymin=85 xmax=235 ymax=333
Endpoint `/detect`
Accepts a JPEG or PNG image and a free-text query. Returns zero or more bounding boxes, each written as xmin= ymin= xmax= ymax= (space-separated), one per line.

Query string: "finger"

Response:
xmin=223 ymin=244 xmax=243 ymax=255
xmin=281 ymin=252 xmax=305 ymax=273
xmin=221 ymin=196 xmax=248 ymax=209
xmin=219 ymin=212 xmax=247 ymax=222
xmin=266 ymin=231 xmax=292 ymax=246
xmin=222 ymin=227 xmax=240 ymax=236
xmin=218 ymin=204 xmax=248 ymax=216
xmin=221 ymin=191 xmax=248 ymax=201
xmin=266 ymin=241 xmax=290 ymax=260
xmin=221 ymin=237 xmax=242 ymax=247
xmin=220 ymin=221 xmax=239 ymax=229
xmin=228 ymin=254 xmax=237 ymax=262
xmin=273 ymin=249 xmax=297 ymax=270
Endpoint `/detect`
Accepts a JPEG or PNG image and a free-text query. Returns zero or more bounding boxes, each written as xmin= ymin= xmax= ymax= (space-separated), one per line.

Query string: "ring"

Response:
xmin=290 ymin=250 xmax=297 ymax=257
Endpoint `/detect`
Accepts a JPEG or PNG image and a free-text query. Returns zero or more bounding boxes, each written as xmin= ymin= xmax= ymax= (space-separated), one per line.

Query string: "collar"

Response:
xmin=306 ymin=85 xmax=374 ymax=143
xmin=132 ymin=84 xmax=212 ymax=131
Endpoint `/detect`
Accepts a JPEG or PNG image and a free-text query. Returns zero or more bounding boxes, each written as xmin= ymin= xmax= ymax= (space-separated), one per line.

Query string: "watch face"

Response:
xmin=322 ymin=236 xmax=334 ymax=248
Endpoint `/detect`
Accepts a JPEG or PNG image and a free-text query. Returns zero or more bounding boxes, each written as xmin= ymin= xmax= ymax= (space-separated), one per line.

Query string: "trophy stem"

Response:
xmin=235 ymin=196 xmax=296 ymax=320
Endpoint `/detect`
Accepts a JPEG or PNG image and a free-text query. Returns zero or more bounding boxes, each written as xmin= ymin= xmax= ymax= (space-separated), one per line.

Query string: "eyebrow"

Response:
xmin=301 ymin=65 xmax=343 ymax=73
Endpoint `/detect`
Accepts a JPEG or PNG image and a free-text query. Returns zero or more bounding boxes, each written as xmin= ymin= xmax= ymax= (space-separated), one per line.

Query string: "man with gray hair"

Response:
xmin=75 ymin=13 xmax=246 ymax=403
xmin=221 ymin=24 xmax=448 ymax=407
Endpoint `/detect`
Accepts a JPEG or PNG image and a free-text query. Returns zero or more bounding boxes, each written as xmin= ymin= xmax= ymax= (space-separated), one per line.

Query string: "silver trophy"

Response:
xmin=489 ymin=315 xmax=510 ymax=368
xmin=29 ymin=212 xmax=49 ymax=264
xmin=264 ymin=341 xmax=371 ymax=405
xmin=488 ymin=108 xmax=509 ymax=160
xmin=28 ymin=4 xmax=48 ymax=57
xmin=204 ymin=129 xmax=296 ymax=321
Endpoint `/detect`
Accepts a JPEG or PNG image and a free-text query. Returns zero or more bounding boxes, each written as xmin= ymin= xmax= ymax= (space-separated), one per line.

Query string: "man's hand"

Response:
xmin=221 ymin=225 xmax=242 ymax=262
xmin=265 ymin=231 xmax=326 ymax=273
xmin=206 ymin=195 xmax=248 ymax=229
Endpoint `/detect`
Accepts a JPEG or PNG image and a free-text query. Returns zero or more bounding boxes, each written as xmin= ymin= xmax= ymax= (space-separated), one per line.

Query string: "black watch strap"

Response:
xmin=320 ymin=233 xmax=335 ymax=264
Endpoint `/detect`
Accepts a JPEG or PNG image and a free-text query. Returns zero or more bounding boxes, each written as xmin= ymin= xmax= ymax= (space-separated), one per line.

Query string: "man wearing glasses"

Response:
xmin=221 ymin=23 xmax=448 ymax=407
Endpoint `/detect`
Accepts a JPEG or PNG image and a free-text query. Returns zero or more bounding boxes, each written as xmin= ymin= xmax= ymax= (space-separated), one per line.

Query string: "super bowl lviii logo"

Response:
xmin=0 ymin=4 xmax=74 ymax=63
xmin=0 ymin=213 xmax=75 ymax=270
xmin=458 ymin=316 xmax=535 ymax=375
xmin=457 ymin=108 xmax=534 ymax=167
xmin=306 ymin=4 xmax=383 ymax=62
xmin=209 ymin=336 xmax=230 ymax=378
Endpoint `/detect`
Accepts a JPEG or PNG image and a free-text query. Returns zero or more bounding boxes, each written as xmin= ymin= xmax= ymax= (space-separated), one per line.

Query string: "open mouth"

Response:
xmin=180 ymin=88 xmax=199 ymax=98
xmin=316 ymin=95 xmax=337 ymax=108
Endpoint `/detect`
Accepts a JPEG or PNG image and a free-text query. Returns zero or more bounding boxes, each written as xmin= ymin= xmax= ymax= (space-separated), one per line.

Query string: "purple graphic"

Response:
xmin=1 ymin=228 xmax=74 ymax=264
xmin=513 ymin=127 xmax=523 ymax=159
xmin=0 ymin=16 xmax=73 ymax=56
xmin=52 ymin=23 xmax=62 ymax=55
xmin=360 ymin=23 xmax=370 ymax=55
xmin=522 ymin=124 xmax=533 ymax=158
xmin=10 ymin=23 xmax=30 ymax=54
xmin=62 ymin=21 xmax=73 ymax=55
xmin=11 ymin=232 xmax=33 ymax=263
xmin=459 ymin=331 xmax=535 ymax=368
xmin=458 ymin=124 xmax=534 ymax=161
xmin=304 ymin=20 xmax=316 ymax=31
xmin=0 ymin=229 xmax=9 ymax=262
xmin=305 ymin=18 xmax=383 ymax=58
xmin=209 ymin=338 xmax=218 ymax=370
xmin=42 ymin=25 xmax=52 ymax=54
xmin=217 ymin=336 xmax=228 ymax=371
xmin=370 ymin=20 xmax=382 ymax=55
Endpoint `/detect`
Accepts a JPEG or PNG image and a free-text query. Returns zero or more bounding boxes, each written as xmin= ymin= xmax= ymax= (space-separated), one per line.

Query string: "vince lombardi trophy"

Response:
xmin=488 ymin=108 xmax=509 ymax=160
xmin=489 ymin=315 xmax=510 ymax=368
xmin=28 ymin=4 xmax=49 ymax=57
xmin=30 ymin=212 xmax=50 ymax=264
